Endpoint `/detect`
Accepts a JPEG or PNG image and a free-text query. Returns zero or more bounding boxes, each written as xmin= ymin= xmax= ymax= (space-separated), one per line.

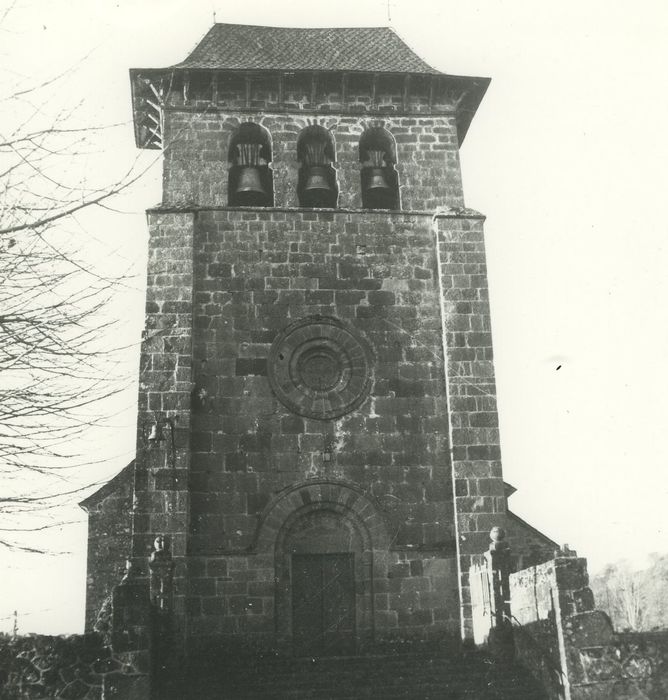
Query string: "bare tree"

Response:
xmin=591 ymin=560 xmax=647 ymax=631
xmin=0 ymin=16 xmax=151 ymax=552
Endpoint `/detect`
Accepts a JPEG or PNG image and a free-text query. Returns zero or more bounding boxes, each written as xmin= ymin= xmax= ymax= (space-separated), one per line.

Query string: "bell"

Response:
xmin=364 ymin=167 xmax=394 ymax=209
xmin=235 ymin=166 xmax=267 ymax=206
xmin=367 ymin=167 xmax=390 ymax=191
xmin=302 ymin=165 xmax=335 ymax=208
xmin=147 ymin=422 xmax=164 ymax=443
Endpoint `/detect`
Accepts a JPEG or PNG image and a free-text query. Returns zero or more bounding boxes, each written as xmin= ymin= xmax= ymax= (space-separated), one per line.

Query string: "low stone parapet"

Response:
xmin=509 ymin=555 xmax=668 ymax=699
xmin=0 ymin=632 xmax=110 ymax=699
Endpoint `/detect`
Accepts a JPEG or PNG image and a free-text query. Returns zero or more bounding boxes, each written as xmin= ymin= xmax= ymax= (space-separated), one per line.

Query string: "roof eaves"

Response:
xmin=79 ymin=461 xmax=135 ymax=512
xmin=507 ymin=509 xmax=560 ymax=550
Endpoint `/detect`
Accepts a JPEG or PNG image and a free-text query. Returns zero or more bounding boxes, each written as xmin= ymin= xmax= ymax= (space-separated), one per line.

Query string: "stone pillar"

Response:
xmin=149 ymin=535 xmax=176 ymax=613
xmin=148 ymin=536 xmax=177 ymax=697
xmin=486 ymin=526 xmax=511 ymax=629
xmin=435 ymin=210 xmax=508 ymax=640
xmin=468 ymin=527 xmax=514 ymax=659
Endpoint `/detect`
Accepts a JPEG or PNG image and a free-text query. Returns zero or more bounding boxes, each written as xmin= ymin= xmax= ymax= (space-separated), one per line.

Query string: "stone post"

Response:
xmin=149 ymin=535 xmax=176 ymax=613
xmin=485 ymin=526 xmax=511 ymax=629
xmin=148 ymin=535 xmax=177 ymax=697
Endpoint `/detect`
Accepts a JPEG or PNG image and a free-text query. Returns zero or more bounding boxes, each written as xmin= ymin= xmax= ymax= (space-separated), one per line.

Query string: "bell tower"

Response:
xmin=122 ymin=23 xmax=523 ymax=657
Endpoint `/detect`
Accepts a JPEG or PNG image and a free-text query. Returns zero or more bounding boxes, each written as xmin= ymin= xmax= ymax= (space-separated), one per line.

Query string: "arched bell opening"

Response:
xmin=359 ymin=126 xmax=400 ymax=210
xmin=296 ymin=125 xmax=338 ymax=208
xmin=227 ymin=122 xmax=274 ymax=207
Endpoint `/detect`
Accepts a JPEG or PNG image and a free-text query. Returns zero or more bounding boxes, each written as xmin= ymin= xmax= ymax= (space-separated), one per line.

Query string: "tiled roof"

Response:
xmin=173 ymin=24 xmax=440 ymax=74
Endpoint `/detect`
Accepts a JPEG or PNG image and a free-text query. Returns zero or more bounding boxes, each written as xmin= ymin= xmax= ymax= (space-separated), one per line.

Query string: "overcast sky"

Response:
xmin=2 ymin=0 xmax=667 ymax=634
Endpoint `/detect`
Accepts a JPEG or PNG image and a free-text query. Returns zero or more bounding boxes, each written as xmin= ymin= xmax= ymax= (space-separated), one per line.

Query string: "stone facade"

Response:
xmin=81 ymin=24 xmax=558 ymax=674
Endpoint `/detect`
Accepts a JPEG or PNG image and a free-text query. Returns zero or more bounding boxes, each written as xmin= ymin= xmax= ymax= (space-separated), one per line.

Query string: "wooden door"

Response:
xmin=292 ymin=553 xmax=355 ymax=656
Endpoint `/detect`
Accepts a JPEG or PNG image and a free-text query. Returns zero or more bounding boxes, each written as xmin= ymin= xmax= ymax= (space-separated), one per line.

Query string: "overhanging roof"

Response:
xmin=130 ymin=23 xmax=490 ymax=149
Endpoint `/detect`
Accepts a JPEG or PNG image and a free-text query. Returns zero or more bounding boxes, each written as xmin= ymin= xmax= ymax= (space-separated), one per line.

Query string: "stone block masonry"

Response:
xmin=180 ymin=208 xmax=460 ymax=650
xmin=80 ymin=464 xmax=133 ymax=633
xmin=81 ymin=202 xmax=514 ymax=652
xmin=131 ymin=211 xmax=195 ymax=651
xmin=162 ymin=110 xmax=463 ymax=212
xmin=135 ymin=71 xmax=498 ymax=653
xmin=124 ymin=202 xmax=509 ymax=651
xmin=435 ymin=212 xmax=507 ymax=640
xmin=157 ymin=71 xmax=467 ymax=214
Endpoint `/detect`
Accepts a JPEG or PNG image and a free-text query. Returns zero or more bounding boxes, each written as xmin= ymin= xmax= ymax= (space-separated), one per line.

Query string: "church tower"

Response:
xmin=83 ymin=25 xmax=556 ymax=668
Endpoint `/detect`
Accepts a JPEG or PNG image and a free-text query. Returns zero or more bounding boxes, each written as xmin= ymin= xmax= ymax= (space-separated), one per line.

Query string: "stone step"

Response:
xmin=163 ymin=651 xmax=548 ymax=700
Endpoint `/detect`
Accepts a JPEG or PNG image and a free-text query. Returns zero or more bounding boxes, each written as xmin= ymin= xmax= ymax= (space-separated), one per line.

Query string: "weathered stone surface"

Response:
xmin=102 ymin=672 xmax=150 ymax=699
xmin=80 ymin=465 xmax=133 ymax=633
xmin=505 ymin=556 xmax=668 ymax=700
xmin=60 ymin=679 xmax=90 ymax=699
xmin=0 ymin=633 xmax=146 ymax=700
xmin=565 ymin=611 xmax=615 ymax=649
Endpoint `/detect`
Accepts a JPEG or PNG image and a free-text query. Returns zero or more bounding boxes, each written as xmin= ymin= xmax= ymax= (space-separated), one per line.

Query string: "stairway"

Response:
xmin=166 ymin=650 xmax=548 ymax=699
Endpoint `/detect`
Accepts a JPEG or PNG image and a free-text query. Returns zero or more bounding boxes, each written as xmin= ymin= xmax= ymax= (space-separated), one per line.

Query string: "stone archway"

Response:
xmin=279 ymin=505 xmax=364 ymax=656
xmin=254 ymin=481 xmax=390 ymax=655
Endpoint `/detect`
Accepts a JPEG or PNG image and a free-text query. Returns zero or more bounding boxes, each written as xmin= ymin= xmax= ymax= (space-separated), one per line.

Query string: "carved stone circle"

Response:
xmin=268 ymin=316 xmax=372 ymax=420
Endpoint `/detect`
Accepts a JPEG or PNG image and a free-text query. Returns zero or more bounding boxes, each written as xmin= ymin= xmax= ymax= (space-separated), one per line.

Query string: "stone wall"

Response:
xmin=81 ymin=464 xmax=134 ymax=632
xmin=124 ymin=199 xmax=509 ymax=649
xmin=573 ymin=631 xmax=668 ymax=699
xmin=505 ymin=510 xmax=558 ymax=570
xmin=0 ymin=632 xmax=146 ymax=700
xmin=508 ymin=556 xmax=668 ymax=700
xmin=131 ymin=210 xmax=196 ymax=650
xmin=162 ymin=110 xmax=463 ymax=211
xmin=180 ymin=207 xmax=460 ymax=650
xmin=83 ymin=190 xmax=521 ymax=654
xmin=188 ymin=208 xmax=450 ymax=545
xmin=509 ymin=558 xmax=577 ymax=698
xmin=156 ymin=71 xmax=467 ymax=214
xmin=0 ymin=572 xmax=158 ymax=699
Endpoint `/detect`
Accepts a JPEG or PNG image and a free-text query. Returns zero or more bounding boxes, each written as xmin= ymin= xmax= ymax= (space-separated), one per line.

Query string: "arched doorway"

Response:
xmin=276 ymin=503 xmax=371 ymax=656
xmin=288 ymin=509 xmax=359 ymax=656
xmin=256 ymin=481 xmax=389 ymax=656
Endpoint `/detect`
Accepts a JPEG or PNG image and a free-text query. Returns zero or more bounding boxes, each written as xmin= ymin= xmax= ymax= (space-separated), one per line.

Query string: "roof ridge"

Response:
xmin=210 ymin=22 xmax=393 ymax=29
xmin=385 ymin=24 xmax=439 ymax=73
